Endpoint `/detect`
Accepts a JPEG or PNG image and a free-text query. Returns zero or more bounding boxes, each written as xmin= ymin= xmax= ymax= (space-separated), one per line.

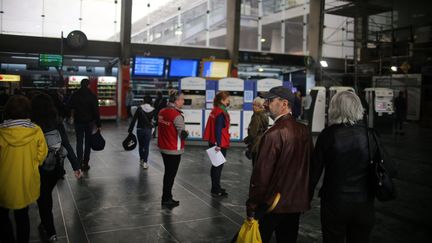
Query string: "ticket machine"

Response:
xmin=205 ymin=78 xmax=244 ymax=141
xmin=309 ymin=86 xmax=326 ymax=134
xmin=179 ymin=77 xmax=206 ymax=140
xmin=365 ymin=88 xmax=394 ymax=133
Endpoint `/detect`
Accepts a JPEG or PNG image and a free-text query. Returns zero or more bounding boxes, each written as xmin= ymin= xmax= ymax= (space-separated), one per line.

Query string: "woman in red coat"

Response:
xmin=204 ymin=91 xmax=231 ymax=197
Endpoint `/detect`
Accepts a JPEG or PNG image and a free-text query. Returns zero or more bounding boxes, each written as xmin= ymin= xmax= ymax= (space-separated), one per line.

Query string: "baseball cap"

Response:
xmin=259 ymin=86 xmax=295 ymax=104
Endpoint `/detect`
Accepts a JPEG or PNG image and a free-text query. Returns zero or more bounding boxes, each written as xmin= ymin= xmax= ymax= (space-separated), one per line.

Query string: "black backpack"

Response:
xmin=41 ymin=129 xmax=67 ymax=173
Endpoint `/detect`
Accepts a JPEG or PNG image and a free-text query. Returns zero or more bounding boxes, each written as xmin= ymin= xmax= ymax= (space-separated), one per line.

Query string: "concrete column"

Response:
xmin=307 ymin=0 xmax=324 ymax=88
xmin=226 ymin=0 xmax=241 ymax=66
xmin=118 ymin=0 xmax=132 ymax=120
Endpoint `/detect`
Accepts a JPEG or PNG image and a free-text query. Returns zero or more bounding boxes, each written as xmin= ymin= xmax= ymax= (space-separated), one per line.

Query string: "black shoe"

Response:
xmin=161 ymin=199 xmax=180 ymax=207
xmin=81 ymin=162 xmax=90 ymax=172
xmin=211 ymin=191 xmax=228 ymax=197
xmin=220 ymin=188 xmax=226 ymax=193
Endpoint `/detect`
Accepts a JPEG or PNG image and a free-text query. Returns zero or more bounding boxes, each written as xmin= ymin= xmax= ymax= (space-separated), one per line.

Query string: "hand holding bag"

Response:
xmin=122 ymin=133 xmax=137 ymax=151
xmin=91 ymin=130 xmax=106 ymax=151
xmin=367 ymin=129 xmax=397 ymax=201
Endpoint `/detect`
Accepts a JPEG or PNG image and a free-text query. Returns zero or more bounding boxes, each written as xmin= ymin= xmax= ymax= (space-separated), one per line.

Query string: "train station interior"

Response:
xmin=0 ymin=0 xmax=431 ymax=242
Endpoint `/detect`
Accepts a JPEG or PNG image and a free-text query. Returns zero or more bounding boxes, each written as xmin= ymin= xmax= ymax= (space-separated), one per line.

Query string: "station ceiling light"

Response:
xmin=260 ymin=38 xmax=266 ymax=42
xmin=391 ymin=66 xmax=397 ymax=72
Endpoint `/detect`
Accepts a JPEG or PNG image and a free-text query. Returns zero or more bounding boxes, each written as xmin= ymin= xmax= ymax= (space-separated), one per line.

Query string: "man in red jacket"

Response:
xmin=158 ymin=90 xmax=188 ymax=207
xmin=246 ymin=86 xmax=313 ymax=243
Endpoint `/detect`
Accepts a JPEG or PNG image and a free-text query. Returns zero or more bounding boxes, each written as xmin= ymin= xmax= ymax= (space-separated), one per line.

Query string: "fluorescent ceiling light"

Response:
xmin=72 ymin=58 xmax=100 ymax=63
xmin=258 ymin=68 xmax=264 ymax=72
xmin=260 ymin=38 xmax=266 ymax=42
xmin=391 ymin=66 xmax=397 ymax=72
xmin=320 ymin=60 xmax=328 ymax=67
xmin=11 ymin=56 xmax=38 ymax=60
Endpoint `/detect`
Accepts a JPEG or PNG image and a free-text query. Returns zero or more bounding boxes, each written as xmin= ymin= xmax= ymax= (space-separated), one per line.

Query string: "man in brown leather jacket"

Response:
xmin=246 ymin=86 xmax=314 ymax=243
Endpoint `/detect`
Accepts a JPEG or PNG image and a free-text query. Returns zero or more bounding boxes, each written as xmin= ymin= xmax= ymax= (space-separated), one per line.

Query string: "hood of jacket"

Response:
xmin=0 ymin=120 xmax=40 ymax=147
xmin=141 ymin=104 xmax=155 ymax=113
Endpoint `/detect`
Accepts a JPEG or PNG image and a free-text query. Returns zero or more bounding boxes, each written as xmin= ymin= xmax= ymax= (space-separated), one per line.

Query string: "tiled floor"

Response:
xmin=21 ymin=121 xmax=432 ymax=242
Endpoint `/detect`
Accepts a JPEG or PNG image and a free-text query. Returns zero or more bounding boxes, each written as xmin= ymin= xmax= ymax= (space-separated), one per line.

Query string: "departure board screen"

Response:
xmin=133 ymin=56 xmax=166 ymax=78
xmin=200 ymin=60 xmax=230 ymax=79
xmin=168 ymin=58 xmax=199 ymax=78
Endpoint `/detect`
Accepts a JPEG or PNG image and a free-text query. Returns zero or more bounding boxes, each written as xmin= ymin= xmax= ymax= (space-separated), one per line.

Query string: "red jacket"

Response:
xmin=157 ymin=107 xmax=185 ymax=153
xmin=203 ymin=106 xmax=230 ymax=148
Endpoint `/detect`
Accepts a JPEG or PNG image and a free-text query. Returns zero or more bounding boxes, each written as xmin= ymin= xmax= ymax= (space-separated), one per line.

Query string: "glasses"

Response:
xmin=265 ymin=97 xmax=277 ymax=103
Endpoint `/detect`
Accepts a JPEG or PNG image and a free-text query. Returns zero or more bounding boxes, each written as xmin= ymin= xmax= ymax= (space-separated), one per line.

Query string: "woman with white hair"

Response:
xmin=243 ymin=97 xmax=268 ymax=166
xmin=309 ymin=91 xmax=378 ymax=243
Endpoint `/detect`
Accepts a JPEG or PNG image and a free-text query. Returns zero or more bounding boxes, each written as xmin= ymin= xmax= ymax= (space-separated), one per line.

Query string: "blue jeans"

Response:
xmin=75 ymin=122 xmax=93 ymax=163
xmin=137 ymin=128 xmax=152 ymax=162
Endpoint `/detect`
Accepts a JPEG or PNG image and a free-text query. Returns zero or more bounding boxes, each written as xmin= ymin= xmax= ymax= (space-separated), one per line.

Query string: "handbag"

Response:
xmin=366 ymin=128 xmax=397 ymax=201
xmin=91 ymin=130 xmax=106 ymax=151
xmin=122 ymin=132 xmax=137 ymax=151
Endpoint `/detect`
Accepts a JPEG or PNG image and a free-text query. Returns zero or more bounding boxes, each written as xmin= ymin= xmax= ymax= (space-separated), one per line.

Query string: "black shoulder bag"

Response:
xmin=366 ymin=128 xmax=397 ymax=201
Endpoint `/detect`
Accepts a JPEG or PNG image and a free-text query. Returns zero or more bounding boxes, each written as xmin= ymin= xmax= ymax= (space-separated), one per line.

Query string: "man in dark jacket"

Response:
xmin=246 ymin=86 xmax=313 ymax=243
xmin=69 ymin=79 xmax=101 ymax=171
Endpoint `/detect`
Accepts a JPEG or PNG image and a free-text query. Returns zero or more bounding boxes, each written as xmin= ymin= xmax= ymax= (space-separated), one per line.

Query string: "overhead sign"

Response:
xmin=257 ymin=78 xmax=282 ymax=91
xmin=180 ymin=77 xmax=206 ymax=90
xmin=39 ymin=54 xmax=63 ymax=68
xmin=218 ymin=78 xmax=244 ymax=91
xmin=0 ymin=74 xmax=21 ymax=82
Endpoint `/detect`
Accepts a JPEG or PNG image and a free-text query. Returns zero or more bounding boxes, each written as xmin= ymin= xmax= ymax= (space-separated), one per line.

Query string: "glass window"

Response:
xmin=0 ymin=0 xmax=120 ymax=41
xmin=131 ymin=0 xmax=226 ymax=49
xmin=240 ymin=0 xmax=308 ymax=55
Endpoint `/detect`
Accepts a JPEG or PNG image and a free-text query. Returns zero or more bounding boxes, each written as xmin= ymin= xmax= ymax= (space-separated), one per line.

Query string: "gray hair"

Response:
xmin=328 ymin=91 xmax=364 ymax=125
xmin=253 ymin=97 xmax=265 ymax=108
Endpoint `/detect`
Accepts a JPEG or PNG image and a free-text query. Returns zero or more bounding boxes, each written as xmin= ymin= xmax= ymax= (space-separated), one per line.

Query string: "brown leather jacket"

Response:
xmin=247 ymin=114 xmax=313 ymax=216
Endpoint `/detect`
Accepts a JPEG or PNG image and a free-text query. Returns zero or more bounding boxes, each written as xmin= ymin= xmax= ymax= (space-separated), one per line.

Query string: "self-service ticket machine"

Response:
xmin=205 ymin=78 xmax=244 ymax=141
xmin=179 ymin=77 xmax=206 ymax=140
xmin=309 ymin=86 xmax=326 ymax=135
xmin=365 ymin=88 xmax=394 ymax=133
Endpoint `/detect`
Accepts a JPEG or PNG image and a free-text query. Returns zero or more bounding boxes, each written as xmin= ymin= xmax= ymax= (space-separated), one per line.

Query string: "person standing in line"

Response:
xmin=68 ymin=78 xmax=101 ymax=171
xmin=158 ymin=90 xmax=188 ymax=207
xmin=243 ymin=97 xmax=268 ymax=166
xmin=125 ymin=87 xmax=134 ymax=118
xmin=203 ymin=91 xmax=231 ymax=197
xmin=309 ymin=91 xmax=395 ymax=243
xmin=128 ymin=95 xmax=154 ymax=169
xmin=0 ymin=95 xmax=48 ymax=243
xmin=31 ymin=93 xmax=82 ymax=242
xmin=394 ymin=91 xmax=407 ymax=135
xmin=246 ymin=86 xmax=313 ymax=243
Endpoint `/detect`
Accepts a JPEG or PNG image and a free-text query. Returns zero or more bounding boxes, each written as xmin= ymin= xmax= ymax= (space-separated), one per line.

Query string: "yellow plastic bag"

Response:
xmin=236 ymin=219 xmax=262 ymax=243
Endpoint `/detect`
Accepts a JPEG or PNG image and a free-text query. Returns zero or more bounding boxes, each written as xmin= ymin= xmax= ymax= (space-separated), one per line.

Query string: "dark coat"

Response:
xmin=244 ymin=110 xmax=269 ymax=155
xmin=247 ymin=114 xmax=313 ymax=216
xmin=310 ymin=123 xmax=376 ymax=203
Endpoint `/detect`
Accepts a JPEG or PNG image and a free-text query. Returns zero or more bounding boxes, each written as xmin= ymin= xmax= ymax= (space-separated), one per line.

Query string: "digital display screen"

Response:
xmin=168 ymin=59 xmax=199 ymax=78
xmin=201 ymin=60 xmax=230 ymax=79
xmin=133 ymin=56 xmax=166 ymax=77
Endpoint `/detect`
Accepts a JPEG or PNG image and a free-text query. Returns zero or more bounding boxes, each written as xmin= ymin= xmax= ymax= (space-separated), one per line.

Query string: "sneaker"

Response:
xmin=139 ymin=159 xmax=144 ymax=167
xmin=142 ymin=162 xmax=149 ymax=169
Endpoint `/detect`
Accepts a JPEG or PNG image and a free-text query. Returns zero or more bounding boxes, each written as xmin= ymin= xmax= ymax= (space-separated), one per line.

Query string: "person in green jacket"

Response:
xmin=244 ymin=97 xmax=269 ymax=166
xmin=0 ymin=95 xmax=48 ymax=243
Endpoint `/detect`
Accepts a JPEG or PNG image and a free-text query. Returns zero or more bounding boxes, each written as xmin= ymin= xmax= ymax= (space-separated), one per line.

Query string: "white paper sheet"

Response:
xmin=206 ymin=146 xmax=226 ymax=167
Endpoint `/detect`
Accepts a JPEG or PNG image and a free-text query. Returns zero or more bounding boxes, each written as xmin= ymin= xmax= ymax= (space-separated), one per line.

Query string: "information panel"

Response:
xmin=133 ymin=57 xmax=166 ymax=77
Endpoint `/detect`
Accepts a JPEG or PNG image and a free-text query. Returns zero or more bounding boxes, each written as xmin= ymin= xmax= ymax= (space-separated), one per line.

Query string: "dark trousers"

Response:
xmin=37 ymin=173 xmax=60 ymax=237
xmin=161 ymin=153 xmax=181 ymax=201
xmin=259 ymin=212 xmax=300 ymax=243
xmin=321 ymin=200 xmax=375 ymax=243
xmin=209 ymin=144 xmax=226 ymax=193
xmin=0 ymin=206 xmax=30 ymax=243
xmin=137 ymin=128 xmax=152 ymax=162
xmin=75 ymin=122 xmax=93 ymax=163
xmin=394 ymin=116 xmax=404 ymax=132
